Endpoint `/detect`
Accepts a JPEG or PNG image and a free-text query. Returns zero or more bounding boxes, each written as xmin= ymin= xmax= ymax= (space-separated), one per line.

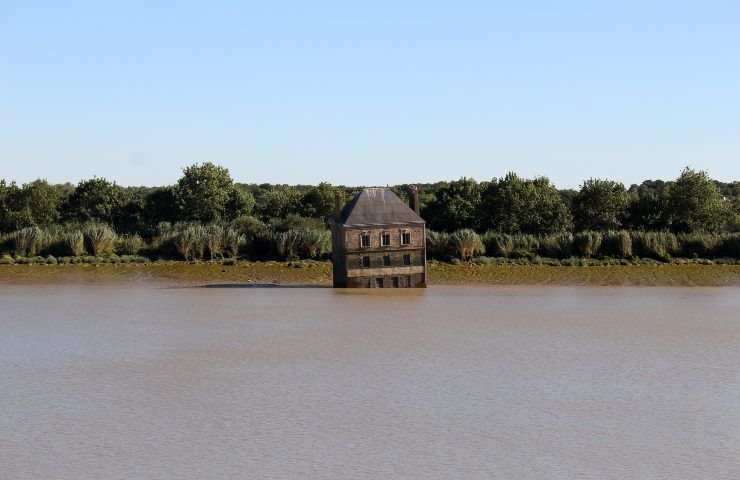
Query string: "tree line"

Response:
xmin=0 ymin=164 xmax=738 ymax=263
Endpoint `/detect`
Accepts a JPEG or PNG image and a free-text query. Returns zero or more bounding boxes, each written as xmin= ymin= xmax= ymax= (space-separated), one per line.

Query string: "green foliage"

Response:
xmin=254 ymin=187 xmax=304 ymax=221
xmin=300 ymin=182 xmax=336 ymax=219
xmin=600 ymin=230 xmax=632 ymax=258
xmin=81 ymin=222 xmax=117 ymax=255
xmin=174 ymin=162 xmax=252 ymax=222
xmin=65 ymin=178 xmax=121 ymax=223
xmin=59 ymin=229 xmax=85 ymax=256
xmin=631 ymin=231 xmax=678 ymax=260
xmin=665 ymin=167 xmax=728 ymax=233
xmin=715 ymin=233 xmax=740 ymax=258
xmin=572 ymin=179 xmax=629 ymax=230
xmin=222 ymin=228 xmax=246 ymax=258
xmin=116 ymin=234 xmax=145 ymax=255
xmin=573 ymin=231 xmax=603 ymax=257
xmin=422 ymin=178 xmax=482 ymax=232
xmin=204 ymin=224 xmax=224 ymax=259
xmin=479 ymin=172 xmax=572 ymax=235
xmin=511 ymin=234 xmax=540 ymax=258
xmin=450 ymin=229 xmax=485 ymax=260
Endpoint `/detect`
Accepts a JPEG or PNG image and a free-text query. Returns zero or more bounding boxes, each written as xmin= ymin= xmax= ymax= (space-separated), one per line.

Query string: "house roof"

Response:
xmin=338 ymin=188 xmax=424 ymax=227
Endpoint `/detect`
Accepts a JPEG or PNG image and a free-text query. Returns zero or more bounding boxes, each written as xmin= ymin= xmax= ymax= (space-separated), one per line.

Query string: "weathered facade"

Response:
xmin=331 ymin=187 xmax=426 ymax=288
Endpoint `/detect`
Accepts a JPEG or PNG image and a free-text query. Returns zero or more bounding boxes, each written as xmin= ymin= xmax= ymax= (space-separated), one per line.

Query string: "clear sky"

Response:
xmin=1 ymin=1 xmax=738 ymax=188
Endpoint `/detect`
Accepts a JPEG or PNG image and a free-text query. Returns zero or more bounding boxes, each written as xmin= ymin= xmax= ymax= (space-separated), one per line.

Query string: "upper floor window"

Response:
xmin=403 ymin=254 xmax=411 ymax=265
xmin=362 ymin=256 xmax=371 ymax=267
xmin=383 ymin=255 xmax=391 ymax=266
xmin=381 ymin=233 xmax=391 ymax=246
xmin=401 ymin=232 xmax=411 ymax=245
xmin=361 ymin=235 xmax=370 ymax=247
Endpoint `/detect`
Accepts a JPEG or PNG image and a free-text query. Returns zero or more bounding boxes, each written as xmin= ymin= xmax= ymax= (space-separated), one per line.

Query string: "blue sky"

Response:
xmin=1 ymin=1 xmax=738 ymax=188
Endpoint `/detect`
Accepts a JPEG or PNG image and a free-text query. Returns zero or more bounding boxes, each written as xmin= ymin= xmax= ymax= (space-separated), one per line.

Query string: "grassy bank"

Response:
xmin=1 ymin=260 xmax=739 ymax=287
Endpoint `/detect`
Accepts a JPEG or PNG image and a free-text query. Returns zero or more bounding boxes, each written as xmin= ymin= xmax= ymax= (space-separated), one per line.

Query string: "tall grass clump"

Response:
xmin=13 ymin=227 xmax=46 ymax=256
xmin=540 ymin=232 xmax=573 ymax=258
xmin=60 ymin=229 xmax=85 ymax=256
xmin=676 ymin=233 xmax=718 ymax=258
xmin=170 ymin=223 xmax=207 ymax=260
xmin=116 ymin=234 xmax=145 ymax=255
xmin=450 ymin=229 xmax=485 ymax=260
xmin=222 ymin=228 xmax=246 ymax=258
xmin=631 ymin=231 xmax=678 ymax=260
xmin=426 ymin=230 xmax=451 ymax=260
xmin=204 ymin=224 xmax=224 ymax=259
xmin=714 ymin=233 xmax=740 ymax=258
xmin=600 ymin=230 xmax=632 ymax=258
xmin=481 ymin=232 xmax=514 ymax=257
xmin=573 ymin=231 xmax=602 ymax=257
xmin=296 ymin=228 xmax=330 ymax=258
xmin=81 ymin=222 xmax=117 ymax=255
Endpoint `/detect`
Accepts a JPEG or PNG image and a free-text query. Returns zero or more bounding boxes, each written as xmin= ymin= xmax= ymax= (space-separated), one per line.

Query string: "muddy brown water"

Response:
xmin=1 ymin=284 xmax=739 ymax=479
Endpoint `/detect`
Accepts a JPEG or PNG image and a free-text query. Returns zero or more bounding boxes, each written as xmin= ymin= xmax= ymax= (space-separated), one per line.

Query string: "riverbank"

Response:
xmin=1 ymin=261 xmax=739 ymax=287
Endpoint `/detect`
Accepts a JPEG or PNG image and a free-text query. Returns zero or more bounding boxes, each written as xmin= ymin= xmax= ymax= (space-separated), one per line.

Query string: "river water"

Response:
xmin=1 ymin=285 xmax=738 ymax=479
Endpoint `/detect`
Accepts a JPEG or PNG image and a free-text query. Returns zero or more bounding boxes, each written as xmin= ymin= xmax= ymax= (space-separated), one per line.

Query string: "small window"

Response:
xmin=381 ymin=233 xmax=391 ymax=246
xmin=383 ymin=255 xmax=391 ymax=266
xmin=361 ymin=235 xmax=370 ymax=247
xmin=401 ymin=232 xmax=411 ymax=245
xmin=362 ymin=256 xmax=371 ymax=267
xmin=403 ymin=254 xmax=411 ymax=265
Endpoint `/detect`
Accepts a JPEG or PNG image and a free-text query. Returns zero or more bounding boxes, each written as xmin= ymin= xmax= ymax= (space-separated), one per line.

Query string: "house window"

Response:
xmin=401 ymin=232 xmax=411 ymax=245
xmin=383 ymin=255 xmax=391 ymax=266
xmin=362 ymin=256 xmax=371 ymax=267
xmin=381 ymin=233 xmax=391 ymax=246
xmin=403 ymin=254 xmax=411 ymax=265
xmin=361 ymin=234 xmax=370 ymax=247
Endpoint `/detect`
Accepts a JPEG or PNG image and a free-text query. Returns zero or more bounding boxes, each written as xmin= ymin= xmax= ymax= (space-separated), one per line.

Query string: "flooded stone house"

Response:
xmin=331 ymin=186 xmax=426 ymax=288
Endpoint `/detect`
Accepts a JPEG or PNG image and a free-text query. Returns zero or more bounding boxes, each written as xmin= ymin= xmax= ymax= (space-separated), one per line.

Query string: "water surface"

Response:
xmin=1 ymin=285 xmax=738 ymax=479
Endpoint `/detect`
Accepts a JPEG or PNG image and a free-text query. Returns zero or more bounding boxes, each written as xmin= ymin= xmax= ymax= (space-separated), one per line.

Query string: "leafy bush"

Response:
xmin=116 ymin=234 xmax=145 ymax=255
xmin=512 ymin=234 xmax=539 ymax=258
xmin=450 ymin=229 xmax=485 ymax=260
xmin=714 ymin=233 xmax=740 ymax=258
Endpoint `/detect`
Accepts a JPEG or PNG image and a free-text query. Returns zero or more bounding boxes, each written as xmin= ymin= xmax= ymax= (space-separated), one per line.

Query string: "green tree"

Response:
xmin=479 ymin=173 xmax=572 ymax=235
xmin=174 ymin=162 xmax=253 ymax=222
xmin=254 ymin=186 xmax=304 ymax=221
xmin=300 ymin=182 xmax=336 ymax=219
xmin=65 ymin=177 xmax=122 ymax=224
xmin=665 ymin=167 xmax=727 ymax=233
xmin=421 ymin=178 xmax=482 ymax=232
xmin=572 ymin=179 xmax=629 ymax=230
xmin=22 ymin=179 xmax=64 ymax=226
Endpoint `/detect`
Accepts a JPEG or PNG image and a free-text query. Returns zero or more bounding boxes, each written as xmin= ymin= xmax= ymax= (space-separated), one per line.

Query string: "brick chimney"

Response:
xmin=409 ymin=185 xmax=419 ymax=215
xmin=334 ymin=191 xmax=344 ymax=222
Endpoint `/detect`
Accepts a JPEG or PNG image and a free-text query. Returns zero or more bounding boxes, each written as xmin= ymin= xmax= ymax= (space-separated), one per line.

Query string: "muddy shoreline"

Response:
xmin=1 ymin=261 xmax=739 ymax=287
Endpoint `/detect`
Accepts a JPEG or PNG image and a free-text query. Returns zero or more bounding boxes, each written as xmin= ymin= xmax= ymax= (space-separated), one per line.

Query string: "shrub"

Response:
xmin=600 ymin=230 xmax=632 ymax=258
xmin=714 ymin=233 xmax=740 ymax=258
xmin=481 ymin=232 xmax=514 ymax=257
xmin=512 ymin=234 xmax=540 ymax=258
xmin=573 ymin=231 xmax=602 ymax=257
xmin=631 ymin=231 xmax=678 ymax=260
xmin=0 ymin=256 xmax=14 ymax=265
xmin=116 ymin=234 xmax=145 ymax=255
xmin=540 ymin=233 xmax=573 ymax=258
xmin=171 ymin=223 xmax=207 ymax=260
xmin=44 ymin=255 xmax=57 ymax=265
xmin=676 ymin=233 xmax=719 ymax=258
xmin=450 ymin=229 xmax=485 ymax=260
xmin=82 ymin=222 xmax=117 ymax=255
xmin=60 ymin=230 xmax=85 ymax=256
xmin=296 ymin=228 xmax=330 ymax=258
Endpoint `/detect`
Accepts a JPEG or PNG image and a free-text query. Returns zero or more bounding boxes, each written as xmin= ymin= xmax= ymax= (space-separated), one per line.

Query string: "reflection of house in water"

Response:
xmin=330 ymin=186 xmax=426 ymax=288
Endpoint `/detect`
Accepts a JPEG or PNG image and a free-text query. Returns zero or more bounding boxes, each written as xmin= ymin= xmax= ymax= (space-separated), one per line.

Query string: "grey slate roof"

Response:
xmin=338 ymin=188 xmax=424 ymax=226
